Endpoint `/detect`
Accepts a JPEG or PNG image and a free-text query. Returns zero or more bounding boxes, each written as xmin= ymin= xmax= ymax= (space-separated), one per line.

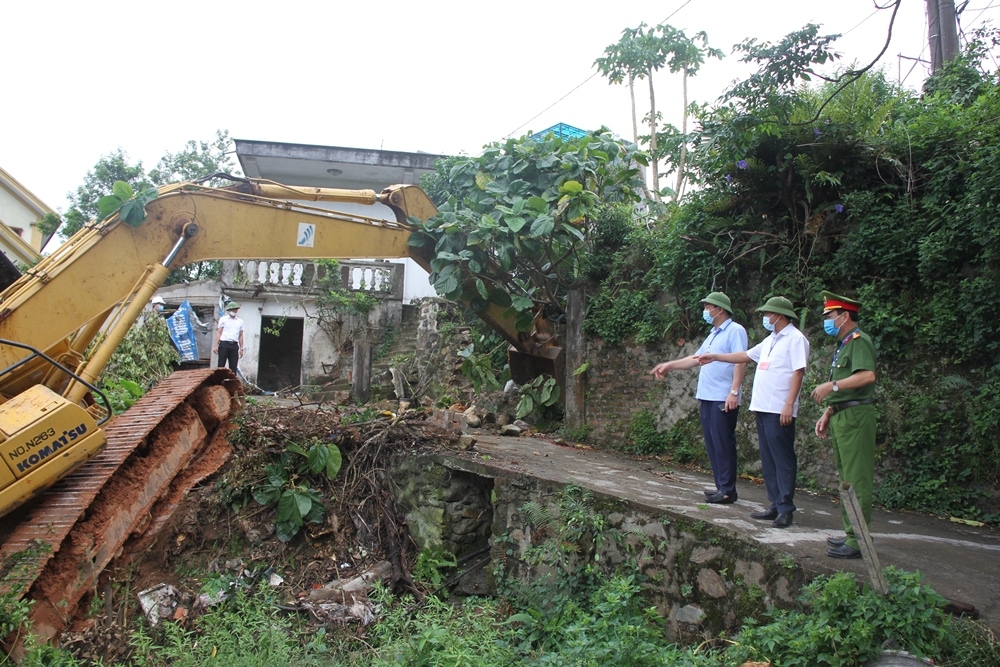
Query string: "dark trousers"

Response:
xmin=754 ymin=412 xmax=797 ymax=514
xmin=218 ymin=340 xmax=239 ymax=371
xmin=699 ymin=400 xmax=739 ymax=495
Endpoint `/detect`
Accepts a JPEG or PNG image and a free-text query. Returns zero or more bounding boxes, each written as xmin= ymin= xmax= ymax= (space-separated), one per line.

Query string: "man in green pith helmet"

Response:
xmin=697 ymin=296 xmax=810 ymax=529
xmin=811 ymin=291 xmax=877 ymax=559
xmin=214 ymin=301 xmax=245 ymax=372
xmin=649 ymin=292 xmax=748 ymax=505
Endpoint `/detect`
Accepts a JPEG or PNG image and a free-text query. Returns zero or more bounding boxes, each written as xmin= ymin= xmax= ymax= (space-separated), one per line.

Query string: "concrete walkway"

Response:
xmin=458 ymin=434 xmax=1000 ymax=629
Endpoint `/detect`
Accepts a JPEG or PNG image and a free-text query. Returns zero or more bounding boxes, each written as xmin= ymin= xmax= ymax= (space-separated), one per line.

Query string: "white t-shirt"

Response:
xmin=217 ymin=315 xmax=244 ymax=343
xmin=746 ymin=324 xmax=810 ymax=417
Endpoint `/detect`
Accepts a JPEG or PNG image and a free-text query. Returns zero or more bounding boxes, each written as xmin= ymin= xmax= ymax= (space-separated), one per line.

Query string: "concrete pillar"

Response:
xmin=564 ymin=287 xmax=586 ymax=431
xmin=939 ymin=0 xmax=960 ymax=66
xmin=927 ymin=0 xmax=960 ymax=72
xmin=352 ymin=339 xmax=372 ymax=403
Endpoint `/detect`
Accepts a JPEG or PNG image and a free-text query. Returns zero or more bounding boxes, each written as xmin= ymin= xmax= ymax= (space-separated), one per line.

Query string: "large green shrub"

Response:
xmin=584 ymin=27 xmax=1000 ymax=519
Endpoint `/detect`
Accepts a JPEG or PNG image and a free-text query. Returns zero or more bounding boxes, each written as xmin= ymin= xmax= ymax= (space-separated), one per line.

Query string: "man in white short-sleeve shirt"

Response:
xmin=696 ymin=296 xmax=809 ymax=528
xmin=214 ymin=301 xmax=244 ymax=372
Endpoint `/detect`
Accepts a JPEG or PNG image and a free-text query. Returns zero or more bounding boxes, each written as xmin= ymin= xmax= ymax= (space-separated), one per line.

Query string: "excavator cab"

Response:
xmin=0 ymin=252 xmax=22 ymax=293
xmin=0 ymin=386 xmax=104 ymax=517
xmin=0 ymin=340 xmax=110 ymax=517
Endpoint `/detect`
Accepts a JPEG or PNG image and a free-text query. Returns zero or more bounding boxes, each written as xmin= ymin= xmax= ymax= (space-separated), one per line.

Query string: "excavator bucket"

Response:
xmin=508 ymin=345 xmax=564 ymax=387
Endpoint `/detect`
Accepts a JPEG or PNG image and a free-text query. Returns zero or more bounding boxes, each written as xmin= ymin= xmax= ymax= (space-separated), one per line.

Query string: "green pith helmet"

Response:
xmin=701 ymin=291 xmax=733 ymax=314
xmin=757 ymin=296 xmax=796 ymax=319
xmin=225 ymin=301 xmax=240 ymax=311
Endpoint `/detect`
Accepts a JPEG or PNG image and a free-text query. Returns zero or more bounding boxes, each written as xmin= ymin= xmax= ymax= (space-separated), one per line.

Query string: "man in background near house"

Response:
xmin=214 ymin=301 xmax=244 ymax=372
xmin=696 ymin=296 xmax=809 ymax=528
xmin=650 ymin=292 xmax=748 ymax=504
xmin=811 ymin=291 xmax=877 ymax=559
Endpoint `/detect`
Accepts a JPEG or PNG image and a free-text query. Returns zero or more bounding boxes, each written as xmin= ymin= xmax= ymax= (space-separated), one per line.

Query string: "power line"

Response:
xmin=958 ymin=1 xmax=1000 ymax=69
xmin=503 ymin=74 xmax=600 ymax=140
xmin=502 ymin=0 xmax=696 ymax=139
xmin=901 ymin=1 xmax=933 ymax=85
xmin=964 ymin=1 xmax=1000 ymax=25
xmin=965 ymin=3 xmax=1000 ymax=15
xmin=842 ymin=7 xmax=883 ymax=36
xmin=660 ymin=0 xmax=695 ymax=25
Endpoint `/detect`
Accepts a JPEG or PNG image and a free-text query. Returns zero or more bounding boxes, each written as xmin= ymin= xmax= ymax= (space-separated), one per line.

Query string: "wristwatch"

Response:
xmin=729 ymin=389 xmax=739 ymax=396
xmin=832 ymin=381 xmax=839 ymax=392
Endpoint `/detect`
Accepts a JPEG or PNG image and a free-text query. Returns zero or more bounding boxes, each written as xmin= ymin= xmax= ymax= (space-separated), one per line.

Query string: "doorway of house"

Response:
xmin=257 ymin=316 xmax=303 ymax=392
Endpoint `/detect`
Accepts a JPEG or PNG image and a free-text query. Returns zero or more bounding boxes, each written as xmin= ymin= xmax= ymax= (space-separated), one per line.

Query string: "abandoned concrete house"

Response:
xmin=153 ymin=140 xmax=444 ymax=394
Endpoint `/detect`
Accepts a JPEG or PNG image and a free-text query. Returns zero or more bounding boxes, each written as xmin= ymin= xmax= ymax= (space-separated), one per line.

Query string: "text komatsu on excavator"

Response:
xmin=0 ymin=177 xmax=560 ymax=521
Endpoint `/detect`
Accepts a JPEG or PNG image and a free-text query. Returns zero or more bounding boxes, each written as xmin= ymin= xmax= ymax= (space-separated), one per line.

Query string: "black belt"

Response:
xmin=831 ymin=398 xmax=875 ymax=413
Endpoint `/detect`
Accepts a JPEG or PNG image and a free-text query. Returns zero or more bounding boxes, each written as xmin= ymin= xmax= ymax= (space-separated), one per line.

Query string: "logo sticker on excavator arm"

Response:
xmin=297 ymin=223 xmax=315 ymax=248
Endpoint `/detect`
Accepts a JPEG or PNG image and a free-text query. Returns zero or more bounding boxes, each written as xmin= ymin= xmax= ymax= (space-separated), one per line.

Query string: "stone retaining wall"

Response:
xmin=392 ymin=453 xmax=807 ymax=642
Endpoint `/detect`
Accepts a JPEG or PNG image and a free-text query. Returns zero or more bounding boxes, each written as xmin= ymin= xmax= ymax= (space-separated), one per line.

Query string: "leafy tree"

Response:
xmin=414 ymin=129 xmax=645 ymax=331
xmin=100 ymin=314 xmax=180 ymax=413
xmin=596 ymin=23 xmax=721 ymax=201
xmin=148 ymin=129 xmax=239 ymax=186
xmin=595 ymin=24 xmax=670 ymax=199
xmin=655 ymin=26 xmax=723 ymax=201
xmin=62 ymin=148 xmax=153 ymax=238
xmin=303 ymin=259 xmax=381 ymax=355
xmin=55 ymin=130 xmax=241 ymax=283
xmin=587 ymin=24 xmax=1000 ymax=520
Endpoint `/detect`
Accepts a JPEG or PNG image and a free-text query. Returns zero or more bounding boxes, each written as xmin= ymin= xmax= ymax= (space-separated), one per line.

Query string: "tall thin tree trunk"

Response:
xmin=632 ymin=72 xmax=654 ymax=201
xmin=648 ymin=70 xmax=660 ymax=201
xmin=674 ymin=70 xmax=689 ymax=202
xmin=628 ymin=74 xmax=638 ymax=145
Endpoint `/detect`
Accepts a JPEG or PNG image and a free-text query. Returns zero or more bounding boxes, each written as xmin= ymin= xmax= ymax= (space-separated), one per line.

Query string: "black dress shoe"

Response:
xmin=772 ymin=512 xmax=794 ymax=528
xmin=704 ymin=488 xmax=720 ymax=497
xmin=826 ymin=536 xmax=847 ymax=547
xmin=827 ymin=543 xmax=862 ymax=559
xmin=705 ymin=492 xmax=737 ymax=504
xmin=750 ymin=508 xmax=778 ymax=521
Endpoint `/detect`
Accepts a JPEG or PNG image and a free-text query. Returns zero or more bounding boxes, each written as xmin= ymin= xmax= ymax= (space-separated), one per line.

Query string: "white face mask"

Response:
xmin=228 ymin=311 xmax=237 ymax=317
xmin=762 ymin=315 xmax=775 ymax=332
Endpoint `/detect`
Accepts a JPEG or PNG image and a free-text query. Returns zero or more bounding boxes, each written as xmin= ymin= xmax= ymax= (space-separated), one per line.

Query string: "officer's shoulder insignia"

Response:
xmin=851 ymin=331 xmax=861 ymax=340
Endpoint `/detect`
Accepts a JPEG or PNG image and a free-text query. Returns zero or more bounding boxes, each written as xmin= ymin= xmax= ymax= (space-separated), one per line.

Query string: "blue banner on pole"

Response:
xmin=166 ymin=300 xmax=200 ymax=362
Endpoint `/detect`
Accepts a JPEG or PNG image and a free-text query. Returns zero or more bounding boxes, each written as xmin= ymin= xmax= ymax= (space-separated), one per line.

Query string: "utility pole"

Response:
xmin=926 ymin=0 xmax=960 ymax=72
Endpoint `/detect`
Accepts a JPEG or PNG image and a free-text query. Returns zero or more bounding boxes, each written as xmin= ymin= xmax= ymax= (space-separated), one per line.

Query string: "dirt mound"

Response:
xmin=54 ymin=402 xmax=463 ymax=664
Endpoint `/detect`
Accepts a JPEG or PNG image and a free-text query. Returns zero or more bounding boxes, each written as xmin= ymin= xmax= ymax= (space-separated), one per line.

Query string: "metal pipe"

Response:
xmin=163 ymin=222 xmax=199 ymax=267
xmin=66 ymin=264 xmax=170 ymax=404
xmin=251 ymin=181 xmax=379 ymax=205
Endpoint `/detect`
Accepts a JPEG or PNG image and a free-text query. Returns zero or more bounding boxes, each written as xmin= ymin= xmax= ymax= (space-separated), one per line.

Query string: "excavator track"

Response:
xmin=0 ymin=368 xmax=241 ymax=646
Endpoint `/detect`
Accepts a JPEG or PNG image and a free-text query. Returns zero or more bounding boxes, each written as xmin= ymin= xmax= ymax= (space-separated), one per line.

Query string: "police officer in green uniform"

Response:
xmin=811 ymin=291 xmax=877 ymax=559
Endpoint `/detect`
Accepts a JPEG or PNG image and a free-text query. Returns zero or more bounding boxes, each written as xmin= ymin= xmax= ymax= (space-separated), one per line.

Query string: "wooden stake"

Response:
xmin=839 ymin=481 xmax=888 ymax=595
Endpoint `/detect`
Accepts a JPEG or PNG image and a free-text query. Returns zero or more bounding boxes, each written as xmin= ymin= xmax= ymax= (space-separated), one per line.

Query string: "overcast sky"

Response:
xmin=3 ymin=0 xmax=995 ymax=215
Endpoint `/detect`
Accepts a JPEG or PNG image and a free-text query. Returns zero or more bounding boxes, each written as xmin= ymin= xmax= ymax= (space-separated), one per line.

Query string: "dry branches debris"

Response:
xmin=230 ymin=401 xmax=463 ymax=593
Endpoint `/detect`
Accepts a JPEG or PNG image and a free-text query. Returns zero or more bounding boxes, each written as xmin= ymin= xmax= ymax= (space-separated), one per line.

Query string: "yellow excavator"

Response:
xmin=0 ymin=178 xmax=561 ymax=646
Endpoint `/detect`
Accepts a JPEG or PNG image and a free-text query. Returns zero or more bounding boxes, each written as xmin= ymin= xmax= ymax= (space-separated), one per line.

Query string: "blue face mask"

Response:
xmin=824 ymin=313 xmax=843 ymax=336
xmin=762 ymin=315 xmax=774 ymax=332
xmin=703 ymin=309 xmax=715 ymax=325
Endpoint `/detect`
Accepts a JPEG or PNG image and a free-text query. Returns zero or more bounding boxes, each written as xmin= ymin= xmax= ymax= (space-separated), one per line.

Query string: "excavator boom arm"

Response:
xmin=0 ymin=177 xmax=559 ymax=405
